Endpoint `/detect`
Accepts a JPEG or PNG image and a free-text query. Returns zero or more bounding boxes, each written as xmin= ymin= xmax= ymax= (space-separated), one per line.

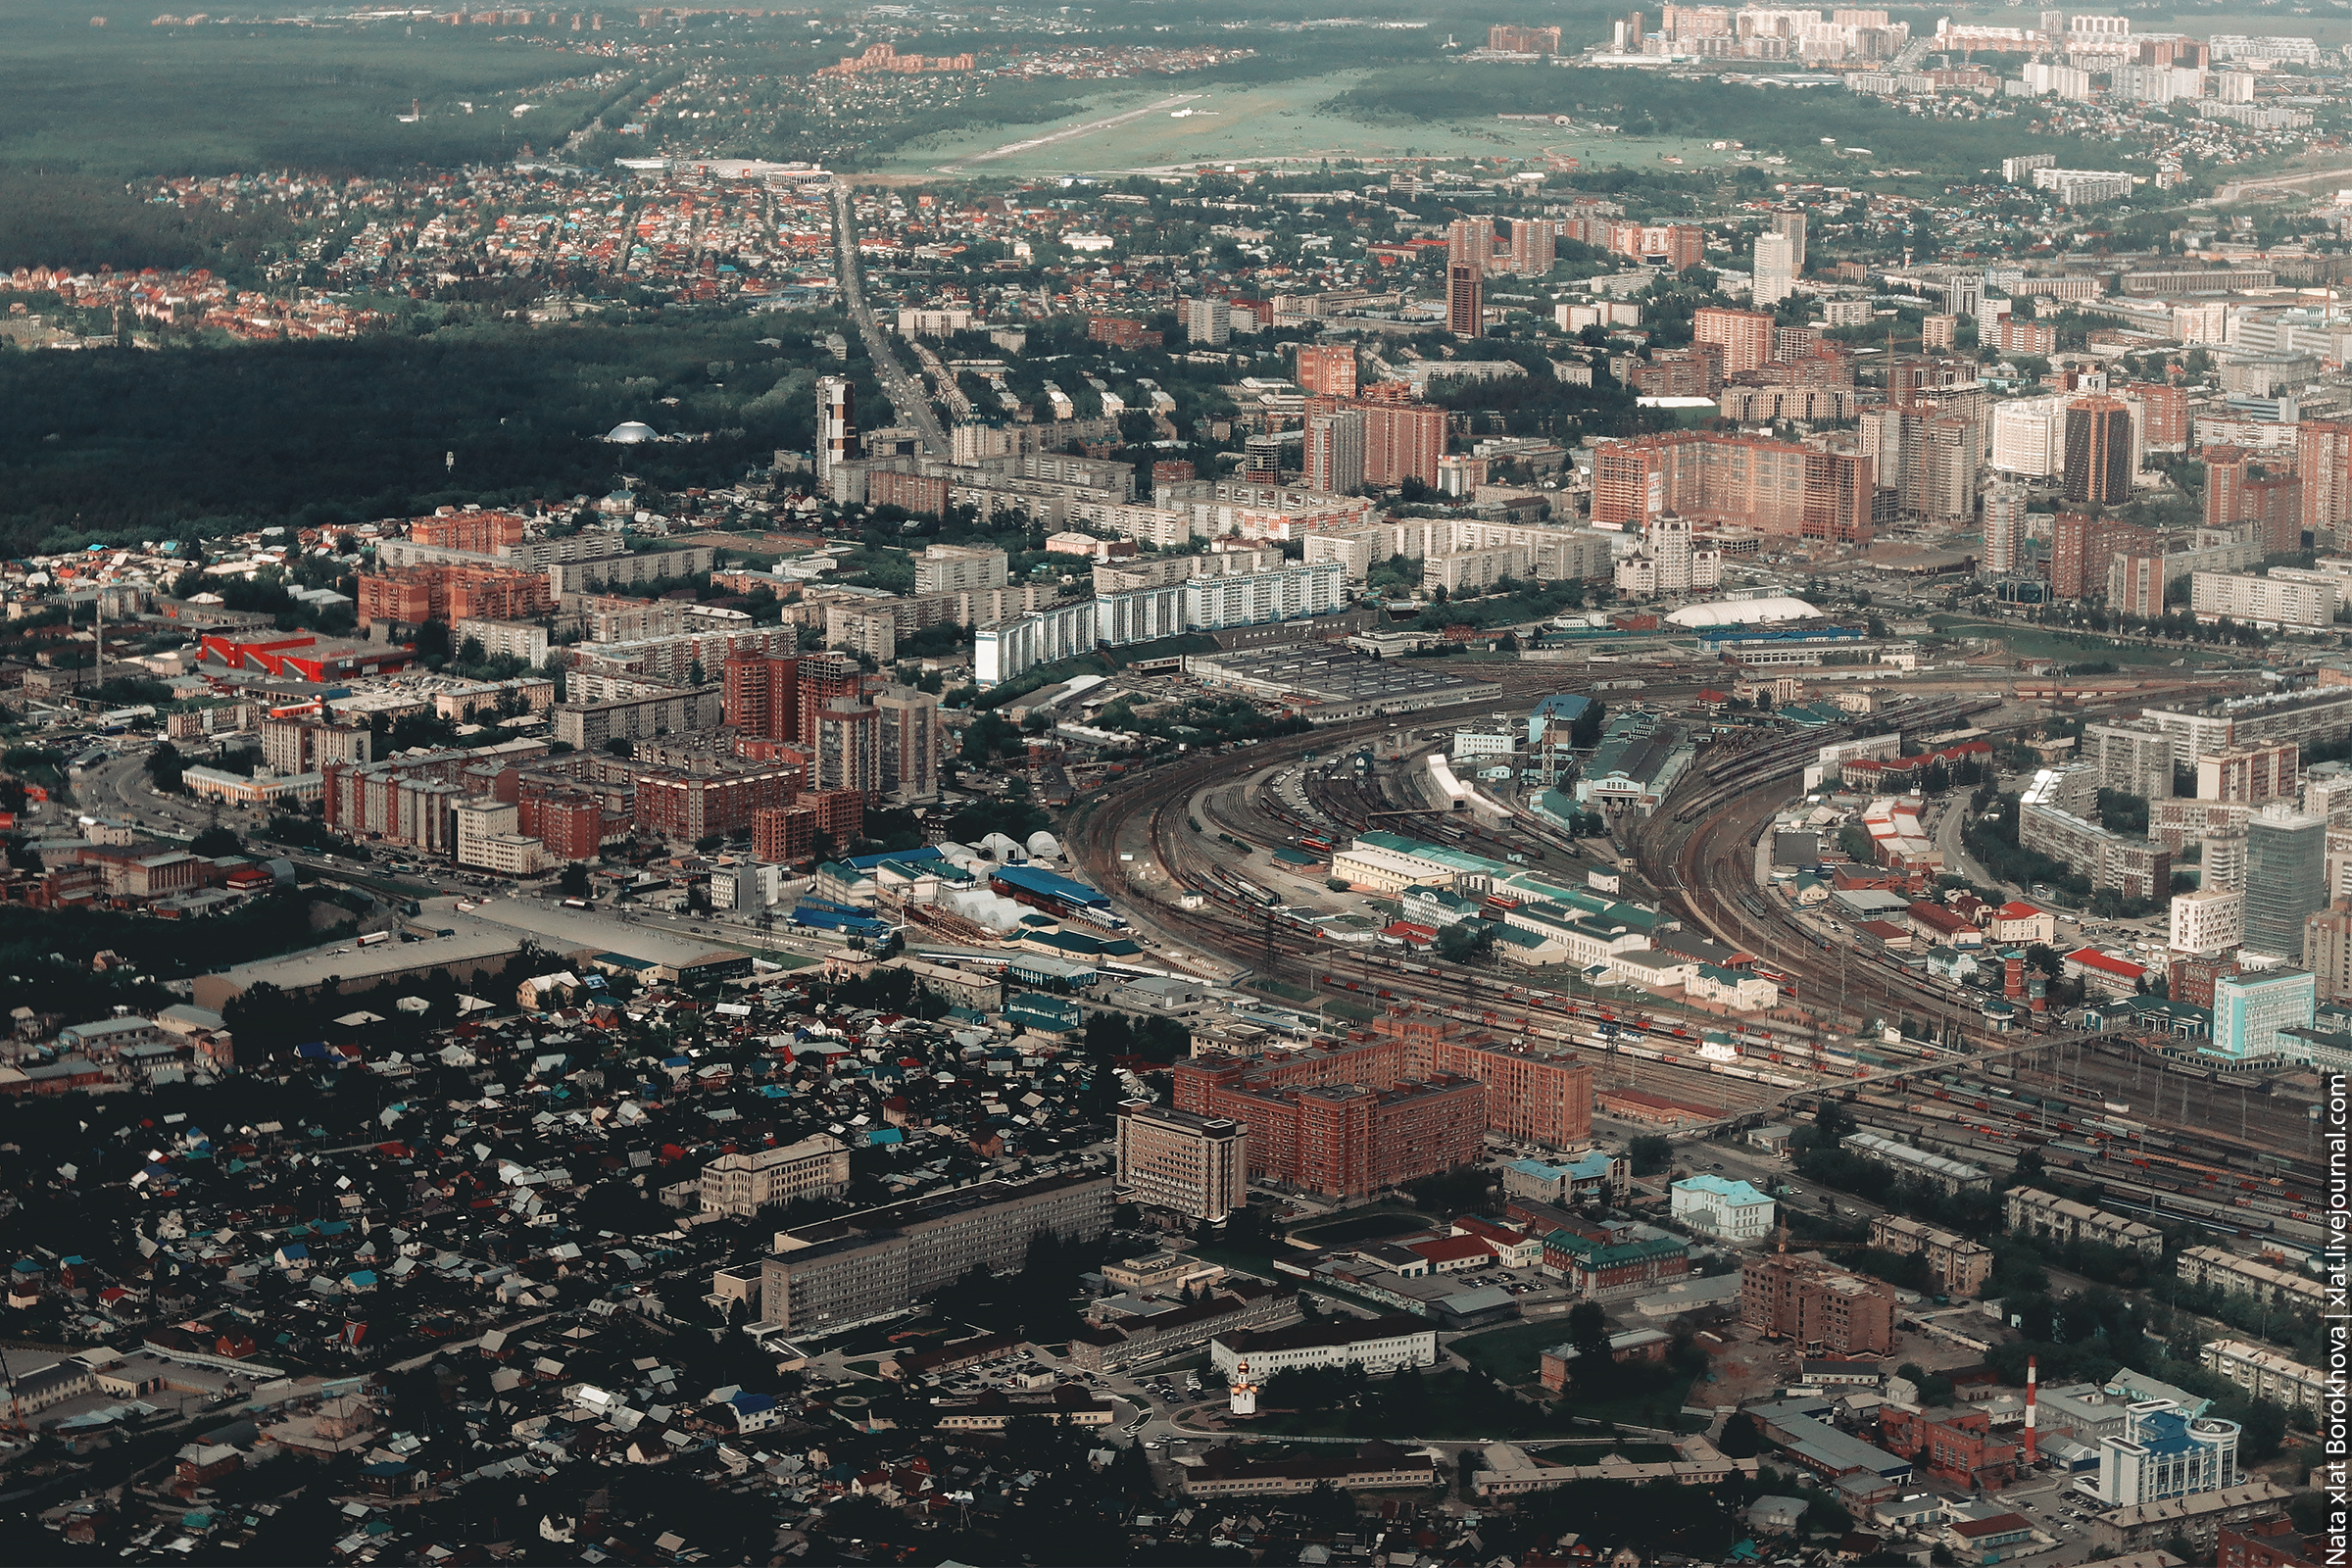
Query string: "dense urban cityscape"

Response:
xmin=0 ymin=0 xmax=2349 ymax=1564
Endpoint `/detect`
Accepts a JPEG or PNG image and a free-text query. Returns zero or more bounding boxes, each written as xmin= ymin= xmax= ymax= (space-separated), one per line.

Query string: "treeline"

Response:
xmin=0 ymin=314 xmax=855 ymax=557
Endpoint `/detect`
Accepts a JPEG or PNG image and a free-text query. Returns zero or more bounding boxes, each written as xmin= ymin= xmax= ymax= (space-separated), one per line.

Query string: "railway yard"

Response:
xmin=1061 ymin=657 xmax=2335 ymax=1272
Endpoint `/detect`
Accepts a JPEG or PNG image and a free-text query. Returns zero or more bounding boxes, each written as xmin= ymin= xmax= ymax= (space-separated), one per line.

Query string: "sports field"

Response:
xmin=880 ymin=71 xmax=1748 ymax=177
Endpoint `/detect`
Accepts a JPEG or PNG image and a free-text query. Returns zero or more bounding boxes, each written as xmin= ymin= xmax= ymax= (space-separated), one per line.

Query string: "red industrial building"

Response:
xmin=1879 ymin=1405 xmax=2020 ymax=1491
xmin=200 ymin=633 xmax=415 ymax=684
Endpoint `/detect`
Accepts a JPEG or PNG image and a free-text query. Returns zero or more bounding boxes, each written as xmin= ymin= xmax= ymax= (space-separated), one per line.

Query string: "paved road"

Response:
xmin=830 ymin=180 xmax=946 ymax=454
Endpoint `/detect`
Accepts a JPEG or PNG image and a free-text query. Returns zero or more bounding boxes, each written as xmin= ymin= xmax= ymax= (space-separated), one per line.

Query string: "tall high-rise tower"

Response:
xmin=2062 ymin=394 xmax=2132 ymax=507
xmin=816 ymin=375 xmax=857 ymax=490
xmin=2244 ymin=802 xmax=2328 ymax=961
xmin=1447 ymin=264 xmax=1485 ymax=338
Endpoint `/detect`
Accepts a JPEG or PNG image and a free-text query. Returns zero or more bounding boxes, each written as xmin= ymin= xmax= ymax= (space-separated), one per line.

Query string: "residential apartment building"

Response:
xmin=1115 ymin=1102 xmax=1248 ymax=1223
xmin=2004 ymin=1187 xmax=2164 ymax=1256
xmin=911 ymin=544 xmax=1009 ymax=595
xmin=2018 ymin=768 xmax=2172 ymax=901
xmin=1591 ymin=430 xmax=1876 ymax=544
xmin=2201 ymin=1339 xmax=2326 ymax=1412
xmin=756 ymin=1173 xmax=1114 ymax=1331
xmin=2177 ymin=1246 xmax=2328 ymax=1311
xmin=633 ymin=761 xmax=798 ymax=842
xmin=699 ymin=1134 xmax=852 ymax=1217
xmin=1740 ymin=1254 xmax=1899 ymax=1352
xmin=1867 ymin=1213 xmax=1993 ymax=1295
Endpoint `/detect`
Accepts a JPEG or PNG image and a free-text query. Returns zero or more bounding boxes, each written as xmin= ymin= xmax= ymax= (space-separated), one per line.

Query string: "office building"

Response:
xmin=816 ymin=375 xmax=857 ymax=493
xmin=1115 ymin=1102 xmax=1248 ymax=1223
xmin=1753 ymin=230 xmax=1796 ymax=306
xmin=1174 ymin=1020 xmax=1592 ymax=1156
xmin=1210 ymin=1315 xmax=1437 ymax=1380
xmin=2064 ymin=395 xmax=2134 ymax=506
xmin=1304 ymin=409 xmax=1366 ymax=496
xmin=1740 ymin=1254 xmax=1898 ymax=1353
xmin=1669 ymin=1174 xmax=1775 ymax=1242
xmin=1447 ymin=263 xmax=1484 ymax=337
xmin=2095 ymin=1402 xmax=2241 ymax=1507
xmin=2242 ymin=803 xmax=2328 ymax=959
xmin=757 ymin=1173 xmax=1114 ymax=1332
xmin=699 ymin=1134 xmax=852 ymax=1217
xmin=2210 ymin=966 xmax=2316 ymax=1062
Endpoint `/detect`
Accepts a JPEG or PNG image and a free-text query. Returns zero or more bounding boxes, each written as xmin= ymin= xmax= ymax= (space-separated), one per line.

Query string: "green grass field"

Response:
xmin=879 ymin=71 xmax=1755 ymax=176
xmin=1929 ymin=616 xmax=2233 ymax=667
xmin=1451 ymin=1320 xmax=1570 ymax=1382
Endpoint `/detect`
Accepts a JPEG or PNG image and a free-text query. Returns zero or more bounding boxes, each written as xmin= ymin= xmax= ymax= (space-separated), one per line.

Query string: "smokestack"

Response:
xmin=2024 ymin=1355 xmax=2039 ymax=1464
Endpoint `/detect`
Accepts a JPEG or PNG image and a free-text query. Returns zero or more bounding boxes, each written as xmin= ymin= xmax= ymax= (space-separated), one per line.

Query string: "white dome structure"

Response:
xmin=604 ymin=420 xmax=659 ymax=444
xmin=1664 ymin=595 xmax=1820 ymax=629
xmin=1024 ymin=830 xmax=1061 ymax=861
xmin=978 ymin=831 xmax=1026 ymax=862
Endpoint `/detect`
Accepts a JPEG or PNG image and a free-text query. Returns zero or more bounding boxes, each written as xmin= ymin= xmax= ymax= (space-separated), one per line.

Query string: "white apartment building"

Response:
xmin=2200 ymin=1339 xmax=2327 ymax=1411
xmin=1182 ymin=563 xmax=1347 ymax=631
xmin=454 ymin=797 xmax=548 ymax=876
xmin=2169 ymin=887 xmax=2245 ymax=955
xmin=2191 ymin=569 xmax=2334 ymax=631
xmin=912 ymin=544 xmax=1010 ymax=595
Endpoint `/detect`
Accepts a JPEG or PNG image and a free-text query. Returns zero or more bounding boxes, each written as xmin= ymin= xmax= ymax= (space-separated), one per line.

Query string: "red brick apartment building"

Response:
xmin=752 ymin=788 xmax=865 ymax=862
xmin=1171 ymin=1009 xmax=1592 ymax=1195
xmin=722 ymin=652 xmax=863 ymax=745
xmin=1739 ymin=1253 xmax=1898 ymax=1353
xmin=1304 ymin=395 xmax=1445 ymax=489
xmin=356 ymin=564 xmax=552 ymax=628
xmin=633 ymin=762 xmax=799 ymax=843
xmin=517 ymin=787 xmax=616 ymax=861
xmin=1088 ymin=316 xmax=1162 ymax=350
xmin=1591 ymin=432 xmax=1875 ymax=545
xmin=407 ymin=508 xmax=526 ymax=555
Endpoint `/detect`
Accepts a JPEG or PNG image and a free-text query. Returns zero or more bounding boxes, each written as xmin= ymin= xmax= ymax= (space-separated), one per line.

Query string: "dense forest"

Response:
xmin=0 ymin=313 xmax=887 ymax=554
